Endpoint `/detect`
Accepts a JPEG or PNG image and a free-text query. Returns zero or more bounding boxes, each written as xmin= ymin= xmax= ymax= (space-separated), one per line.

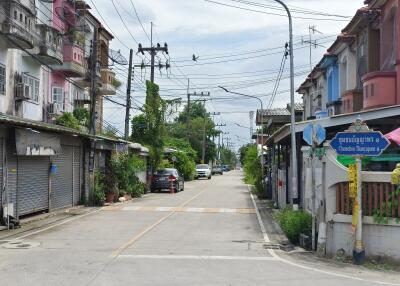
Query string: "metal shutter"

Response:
xmin=6 ymin=148 xmax=17 ymax=218
xmin=51 ymin=145 xmax=73 ymax=210
xmin=17 ymin=156 xmax=49 ymax=216
xmin=0 ymin=139 xmax=3 ymax=209
xmin=73 ymin=147 xmax=81 ymax=205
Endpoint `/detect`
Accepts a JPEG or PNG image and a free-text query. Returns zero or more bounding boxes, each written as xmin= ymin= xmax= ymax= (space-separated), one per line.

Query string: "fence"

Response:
xmin=336 ymin=182 xmax=400 ymax=218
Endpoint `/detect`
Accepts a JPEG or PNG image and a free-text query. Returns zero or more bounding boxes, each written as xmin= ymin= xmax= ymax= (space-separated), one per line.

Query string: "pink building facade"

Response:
xmin=362 ymin=0 xmax=400 ymax=109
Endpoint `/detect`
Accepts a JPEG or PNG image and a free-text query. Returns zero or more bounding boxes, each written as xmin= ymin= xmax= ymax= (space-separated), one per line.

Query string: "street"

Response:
xmin=0 ymin=171 xmax=397 ymax=286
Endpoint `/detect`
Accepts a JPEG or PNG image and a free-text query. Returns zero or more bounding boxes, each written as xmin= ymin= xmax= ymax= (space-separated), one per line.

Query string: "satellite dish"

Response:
xmin=109 ymin=49 xmax=128 ymax=65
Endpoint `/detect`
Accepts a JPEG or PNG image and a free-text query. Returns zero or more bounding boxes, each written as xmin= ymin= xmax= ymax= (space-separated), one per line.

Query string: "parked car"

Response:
xmin=151 ymin=168 xmax=184 ymax=193
xmin=195 ymin=164 xmax=212 ymax=179
xmin=222 ymin=165 xmax=230 ymax=172
xmin=212 ymin=165 xmax=223 ymax=175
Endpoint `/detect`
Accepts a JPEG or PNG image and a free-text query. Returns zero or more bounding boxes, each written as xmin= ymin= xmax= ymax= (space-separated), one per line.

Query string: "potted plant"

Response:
xmin=93 ymin=171 xmax=106 ymax=206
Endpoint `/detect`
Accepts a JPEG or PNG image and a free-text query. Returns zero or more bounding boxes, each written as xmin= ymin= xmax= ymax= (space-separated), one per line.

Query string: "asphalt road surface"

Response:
xmin=0 ymin=171 xmax=398 ymax=285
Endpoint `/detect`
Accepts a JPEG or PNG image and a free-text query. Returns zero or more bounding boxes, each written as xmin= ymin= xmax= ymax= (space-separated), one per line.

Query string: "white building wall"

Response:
xmin=321 ymin=143 xmax=400 ymax=260
xmin=5 ymin=49 xmax=46 ymax=121
xmin=0 ymin=40 xmax=8 ymax=114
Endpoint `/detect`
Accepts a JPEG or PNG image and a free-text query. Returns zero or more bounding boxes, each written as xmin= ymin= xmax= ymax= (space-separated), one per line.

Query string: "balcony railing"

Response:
xmin=341 ymin=89 xmax=363 ymax=114
xmin=98 ymin=69 xmax=117 ymax=95
xmin=51 ymin=43 xmax=85 ymax=77
xmin=362 ymin=71 xmax=397 ymax=110
xmin=36 ymin=24 xmax=63 ymax=65
xmin=1 ymin=20 xmax=35 ymax=49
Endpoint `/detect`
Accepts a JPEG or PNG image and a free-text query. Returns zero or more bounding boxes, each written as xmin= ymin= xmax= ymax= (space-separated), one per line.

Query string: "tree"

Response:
xmin=131 ymin=81 xmax=166 ymax=171
xmin=169 ymin=105 xmax=219 ymax=163
xmin=220 ymin=147 xmax=237 ymax=169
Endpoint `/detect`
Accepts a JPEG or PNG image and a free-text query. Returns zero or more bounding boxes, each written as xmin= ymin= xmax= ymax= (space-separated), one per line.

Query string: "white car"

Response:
xmin=195 ymin=164 xmax=212 ymax=180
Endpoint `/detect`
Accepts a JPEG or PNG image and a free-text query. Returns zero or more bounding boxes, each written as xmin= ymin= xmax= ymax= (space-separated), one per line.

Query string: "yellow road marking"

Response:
xmin=111 ymin=188 xmax=208 ymax=258
xmin=119 ymin=206 xmax=256 ymax=214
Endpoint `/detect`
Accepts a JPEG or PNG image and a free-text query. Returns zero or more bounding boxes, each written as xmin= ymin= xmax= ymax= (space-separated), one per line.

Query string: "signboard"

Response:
xmin=330 ymin=131 xmax=390 ymax=157
xmin=348 ymin=164 xmax=357 ymax=199
xmin=303 ymin=123 xmax=326 ymax=147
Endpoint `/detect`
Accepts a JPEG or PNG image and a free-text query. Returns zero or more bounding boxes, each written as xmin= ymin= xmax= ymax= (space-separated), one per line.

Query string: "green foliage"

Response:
xmin=73 ymin=107 xmax=89 ymax=127
xmin=131 ymin=81 xmax=166 ymax=171
xmin=112 ymin=78 xmax=122 ymax=89
xmin=159 ymin=159 xmax=173 ymax=169
xmin=243 ymin=145 xmax=262 ymax=184
xmin=111 ymin=153 xmax=146 ymax=198
xmin=176 ymin=101 xmax=207 ymax=124
xmin=239 ymin=144 xmax=252 ymax=166
xmin=170 ymin=151 xmax=196 ymax=181
xmin=373 ymin=186 xmax=400 ymax=224
xmin=276 ymin=208 xmax=312 ymax=244
xmin=56 ymin=112 xmax=81 ymax=131
xmin=164 ymin=137 xmax=197 ymax=160
xmin=93 ymin=171 xmax=106 ymax=205
xmin=220 ymin=147 xmax=237 ymax=169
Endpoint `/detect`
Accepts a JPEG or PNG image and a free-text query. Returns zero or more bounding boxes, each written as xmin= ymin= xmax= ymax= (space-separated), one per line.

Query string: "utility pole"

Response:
xmin=125 ymin=49 xmax=133 ymax=140
xmin=88 ymin=31 xmax=98 ymax=205
xmin=215 ymin=124 xmax=226 ymax=161
xmin=137 ymin=23 xmax=169 ymax=83
xmin=201 ymin=99 xmax=207 ymax=164
xmin=186 ymin=78 xmax=190 ymax=140
xmin=186 ymin=91 xmax=210 ymax=144
xmin=249 ymin=111 xmax=254 ymax=143
xmin=301 ymin=25 xmax=323 ymax=72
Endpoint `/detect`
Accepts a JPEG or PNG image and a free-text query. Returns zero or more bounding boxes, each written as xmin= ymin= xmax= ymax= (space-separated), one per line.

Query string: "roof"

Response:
xmin=259 ymin=108 xmax=290 ymax=117
xmin=0 ymin=113 xmax=147 ymax=154
xmin=327 ymin=34 xmax=356 ymax=54
xmin=265 ymin=105 xmax=400 ymax=145
xmin=341 ymin=7 xmax=371 ymax=34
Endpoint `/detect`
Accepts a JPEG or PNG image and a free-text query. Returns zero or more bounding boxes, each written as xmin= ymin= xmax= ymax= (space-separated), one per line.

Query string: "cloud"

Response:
xmin=95 ymin=0 xmax=364 ymax=149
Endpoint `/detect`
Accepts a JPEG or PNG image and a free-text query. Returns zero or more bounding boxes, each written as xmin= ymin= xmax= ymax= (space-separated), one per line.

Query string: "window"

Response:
xmin=20 ymin=13 xmax=23 ymax=22
xmin=22 ymin=74 xmax=39 ymax=102
xmin=0 ymin=65 xmax=5 ymax=94
xmin=14 ymin=11 xmax=17 ymax=20
xmin=52 ymin=87 xmax=64 ymax=111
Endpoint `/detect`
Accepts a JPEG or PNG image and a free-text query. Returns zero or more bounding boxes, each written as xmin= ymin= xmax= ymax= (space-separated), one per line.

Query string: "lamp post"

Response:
xmin=219 ymin=86 xmax=265 ymax=188
xmin=269 ymin=0 xmax=298 ymax=208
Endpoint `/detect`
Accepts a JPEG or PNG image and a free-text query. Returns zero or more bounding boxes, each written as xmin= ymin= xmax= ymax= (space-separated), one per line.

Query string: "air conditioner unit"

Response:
xmin=15 ymin=83 xmax=31 ymax=101
xmin=48 ymin=103 xmax=61 ymax=115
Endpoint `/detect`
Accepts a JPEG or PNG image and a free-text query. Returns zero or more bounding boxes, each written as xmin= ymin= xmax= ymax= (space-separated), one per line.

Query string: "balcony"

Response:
xmin=1 ymin=20 xmax=35 ymax=50
xmin=36 ymin=24 xmax=63 ymax=65
xmin=341 ymin=89 xmax=363 ymax=114
xmin=51 ymin=43 xmax=86 ymax=77
xmin=74 ymin=90 xmax=91 ymax=104
xmin=362 ymin=71 xmax=396 ymax=110
xmin=98 ymin=69 xmax=117 ymax=96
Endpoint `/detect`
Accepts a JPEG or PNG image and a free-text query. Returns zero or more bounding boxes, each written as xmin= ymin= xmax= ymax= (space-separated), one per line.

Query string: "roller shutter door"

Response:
xmin=51 ymin=145 xmax=73 ymax=210
xmin=0 ymin=139 xmax=3 ymax=209
xmin=17 ymin=156 xmax=49 ymax=216
xmin=73 ymin=147 xmax=81 ymax=205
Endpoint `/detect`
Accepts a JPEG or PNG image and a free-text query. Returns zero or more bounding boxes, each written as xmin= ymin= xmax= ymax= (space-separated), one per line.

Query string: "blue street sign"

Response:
xmin=330 ymin=131 xmax=390 ymax=156
xmin=303 ymin=123 xmax=326 ymax=146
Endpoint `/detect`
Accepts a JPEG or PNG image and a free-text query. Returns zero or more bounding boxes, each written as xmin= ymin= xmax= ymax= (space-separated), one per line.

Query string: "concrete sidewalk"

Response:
xmin=0 ymin=206 xmax=100 ymax=240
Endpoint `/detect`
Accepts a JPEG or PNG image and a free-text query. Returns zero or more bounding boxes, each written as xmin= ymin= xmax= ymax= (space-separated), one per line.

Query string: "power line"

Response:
xmin=128 ymin=0 xmax=151 ymax=42
xmin=204 ymin=0 xmax=351 ymax=21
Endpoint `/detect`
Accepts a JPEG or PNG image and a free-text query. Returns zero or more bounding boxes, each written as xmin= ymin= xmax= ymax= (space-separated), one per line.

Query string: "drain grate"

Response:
xmin=263 ymin=243 xmax=281 ymax=250
xmin=1 ymin=240 xmax=40 ymax=249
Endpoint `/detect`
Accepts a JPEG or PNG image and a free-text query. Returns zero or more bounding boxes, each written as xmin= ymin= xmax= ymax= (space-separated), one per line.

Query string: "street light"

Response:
xmin=219 ymin=86 xmax=265 ymax=188
xmin=269 ymin=0 xmax=298 ymax=208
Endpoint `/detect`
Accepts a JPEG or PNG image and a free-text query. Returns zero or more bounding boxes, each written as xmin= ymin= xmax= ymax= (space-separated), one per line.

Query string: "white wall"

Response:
xmin=5 ymin=49 xmax=47 ymax=121
xmin=322 ymin=143 xmax=400 ymax=261
xmin=0 ymin=41 xmax=8 ymax=114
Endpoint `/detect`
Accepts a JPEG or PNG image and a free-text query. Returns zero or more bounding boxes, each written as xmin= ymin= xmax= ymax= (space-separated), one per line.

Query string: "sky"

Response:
xmin=90 ymin=0 xmax=364 ymax=151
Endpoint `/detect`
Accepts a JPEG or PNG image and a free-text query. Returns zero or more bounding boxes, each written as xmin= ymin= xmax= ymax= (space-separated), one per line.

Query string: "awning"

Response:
xmin=266 ymin=105 xmax=400 ymax=145
xmin=385 ymin=128 xmax=400 ymax=146
xmin=16 ymin=128 xmax=61 ymax=156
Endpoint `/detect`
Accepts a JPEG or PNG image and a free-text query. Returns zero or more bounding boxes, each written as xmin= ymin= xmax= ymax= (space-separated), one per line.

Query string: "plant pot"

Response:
xmin=106 ymin=192 xmax=116 ymax=203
